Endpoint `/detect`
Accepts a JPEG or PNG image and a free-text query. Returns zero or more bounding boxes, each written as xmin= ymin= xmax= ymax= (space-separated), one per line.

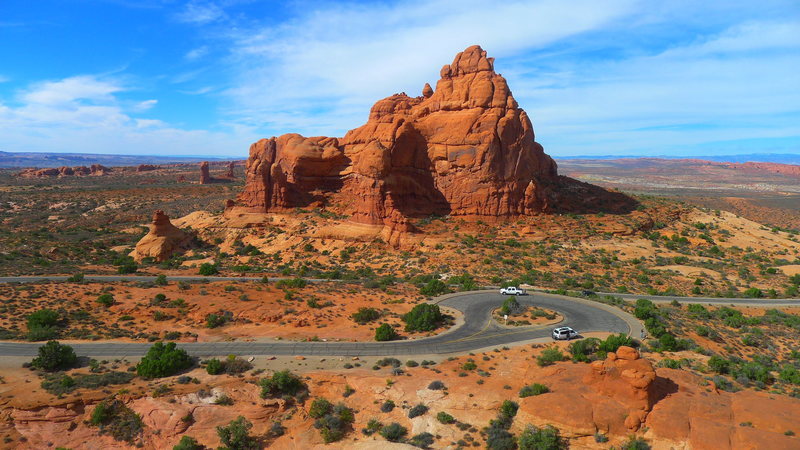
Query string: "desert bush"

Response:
xmin=375 ymin=323 xmax=399 ymax=341
xmin=597 ymin=333 xmax=635 ymax=354
xmin=567 ymin=338 xmax=600 ymax=362
xmin=436 ymin=411 xmax=455 ymax=424
xmin=352 ymin=307 xmax=381 ymax=324
xmin=518 ymin=424 xmax=566 ymax=449
xmin=537 ymin=347 xmax=565 ymax=367
xmin=260 ymin=370 xmax=306 ymax=398
xmin=428 ymin=380 xmax=446 ymax=390
xmin=403 ymin=304 xmax=443 ymax=331
xmin=206 ymin=358 xmax=224 ymax=375
xmin=41 ymin=371 xmax=134 ymax=395
xmin=198 ymin=263 xmax=218 ymax=276
xmin=419 ymin=279 xmax=449 ymax=296
xmin=96 ymin=293 xmax=115 ymax=307
xmin=500 ymin=296 xmax=522 ymax=315
xmin=136 ymin=342 xmax=192 ymax=379
xmin=216 ymin=416 xmax=258 ymax=450
xmin=309 ymin=398 xmax=333 ymax=419
xmin=313 ymin=402 xmax=355 ymax=443
xmin=172 ymin=435 xmax=202 ymax=450
xmin=362 ymin=418 xmax=383 ymax=435
xmin=89 ymin=399 xmax=144 ymax=443
xmin=380 ymin=422 xmax=408 ymax=442
xmin=380 ymin=400 xmax=395 ymax=412
xmin=26 ymin=309 xmax=62 ymax=341
xmin=408 ymin=404 xmax=428 ymax=418
xmin=31 ymin=340 xmax=77 ymax=372
xmin=275 ymin=277 xmax=307 ymax=289
xmin=205 ymin=313 xmax=226 ymax=328
xmin=519 ymin=383 xmax=549 ymax=397
xmin=409 ymin=432 xmax=435 ymax=448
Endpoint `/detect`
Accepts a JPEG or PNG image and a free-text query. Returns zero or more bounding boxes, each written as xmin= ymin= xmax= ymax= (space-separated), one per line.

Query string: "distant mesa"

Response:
xmin=231 ymin=45 xmax=635 ymax=232
xmin=18 ymin=164 xmax=111 ymax=178
xmin=130 ymin=210 xmax=193 ymax=262
xmin=136 ymin=164 xmax=158 ymax=172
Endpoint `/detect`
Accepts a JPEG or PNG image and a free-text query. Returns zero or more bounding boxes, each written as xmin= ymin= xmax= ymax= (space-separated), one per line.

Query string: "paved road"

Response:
xmin=0 ymin=292 xmax=632 ymax=358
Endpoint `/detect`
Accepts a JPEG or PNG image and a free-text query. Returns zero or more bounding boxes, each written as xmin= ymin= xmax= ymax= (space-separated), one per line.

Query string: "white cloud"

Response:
xmin=0 ymin=74 xmax=252 ymax=156
xmin=185 ymin=45 xmax=209 ymax=61
xmin=223 ymin=0 xmax=636 ymax=135
xmin=133 ymin=99 xmax=158 ymax=111
xmin=176 ymin=1 xmax=225 ymax=25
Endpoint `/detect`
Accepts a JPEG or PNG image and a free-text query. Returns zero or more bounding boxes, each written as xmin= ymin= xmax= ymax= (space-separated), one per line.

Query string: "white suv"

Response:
xmin=500 ymin=286 xmax=527 ymax=295
xmin=552 ymin=326 xmax=578 ymax=340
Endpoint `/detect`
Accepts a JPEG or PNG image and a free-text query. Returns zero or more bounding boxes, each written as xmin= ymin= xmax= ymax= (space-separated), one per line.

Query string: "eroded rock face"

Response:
xmin=18 ymin=164 xmax=110 ymax=178
xmin=225 ymin=161 xmax=235 ymax=178
xmin=236 ymin=45 xmax=559 ymax=226
xmin=137 ymin=164 xmax=157 ymax=172
xmin=199 ymin=161 xmax=211 ymax=184
xmin=130 ymin=210 xmax=192 ymax=262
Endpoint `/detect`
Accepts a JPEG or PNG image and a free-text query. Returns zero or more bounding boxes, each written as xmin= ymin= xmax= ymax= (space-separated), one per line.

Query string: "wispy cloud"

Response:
xmin=185 ymin=45 xmax=209 ymax=61
xmin=223 ymin=0 xmax=636 ymax=135
xmin=0 ymin=74 xmax=249 ymax=155
xmin=176 ymin=1 xmax=226 ymax=25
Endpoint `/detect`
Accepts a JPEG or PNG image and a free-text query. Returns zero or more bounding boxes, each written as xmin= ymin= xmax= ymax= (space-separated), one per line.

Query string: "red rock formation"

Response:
xmin=137 ymin=164 xmax=157 ymax=172
xmin=225 ymin=161 xmax=235 ymax=178
xmin=130 ymin=210 xmax=192 ymax=262
xmin=199 ymin=161 xmax=211 ymax=184
xmin=90 ymin=164 xmax=109 ymax=175
xmin=177 ymin=175 xmax=187 ymax=182
xmin=237 ymin=45 xmax=560 ymax=226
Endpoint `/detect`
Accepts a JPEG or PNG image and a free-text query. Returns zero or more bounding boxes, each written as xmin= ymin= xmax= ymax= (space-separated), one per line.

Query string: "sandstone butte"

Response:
xmin=199 ymin=161 xmax=211 ymax=184
xmin=224 ymin=161 xmax=235 ymax=178
xmin=231 ymin=45 xmax=633 ymax=233
xmin=129 ymin=210 xmax=192 ymax=262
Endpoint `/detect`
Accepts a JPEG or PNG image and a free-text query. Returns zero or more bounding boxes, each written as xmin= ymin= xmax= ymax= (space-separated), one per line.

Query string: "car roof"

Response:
xmin=554 ymin=327 xmax=574 ymax=332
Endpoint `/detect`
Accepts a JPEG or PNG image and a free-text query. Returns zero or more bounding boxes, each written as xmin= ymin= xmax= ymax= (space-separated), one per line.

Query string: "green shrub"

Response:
xmin=519 ymin=383 xmax=549 ymax=397
xmin=155 ymin=274 xmax=168 ymax=286
xmin=172 ymin=435 xmax=202 ymax=450
xmin=403 ymin=304 xmax=443 ymax=331
xmin=352 ymin=307 xmax=381 ymax=324
xmin=206 ymin=358 xmax=224 ymax=375
xmin=198 ymin=263 xmax=218 ymax=276
xmin=537 ymin=347 xmax=565 ymax=367
xmin=408 ymin=403 xmax=428 ymax=418
xmin=41 ymin=371 xmax=134 ymax=395
xmin=567 ymin=338 xmax=600 ymax=362
xmin=419 ymin=279 xmax=449 ymax=296
xmin=205 ymin=313 xmax=226 ymax=328
xmin=598 ymin=333 xmax=635 ymax=353
xmin=743 ymin=287 xmax=763 ymax=298
xmin=216 ymin=416 xmax=258 ymax=450
xmin=275 ymin=278 xmax=307 ymax=289
xmin=96 ymin=293 xmax=115 ymax=307
xmin=309 ymin=398 xmax=333 ymax=419
xmin=409 ymin=432 xmax=435 ymax=448
xmin=708 ymin=355 xmax=731 ymax=374
xmin=260 ymin=370 xmax=306 ymax=398
xmin=66 ymin=273 xmax=85 ymax=282
xmin=136 ymin=342 xmax=193 ymax=379
xmin=375 ymin=323 xmax=399 ymax=341
xmin=31 ymin=341 xmax=77 ymax=372
xmin=518 ymin=424 xmax=567 ymax=450
xmin=27 ymin=309 xmax=60 ymax=330
xmin=89 ymin=400 xmax=144 ymax=443
xmin=436 ymin=411 xmax=455 ymax=424
xmin=379 ymin=422 xmax=407 ymax=442
xmin=500 ymin=296 xmax=522 ymax=315
xmin=314 ymin=403 xmax=355 ymax=443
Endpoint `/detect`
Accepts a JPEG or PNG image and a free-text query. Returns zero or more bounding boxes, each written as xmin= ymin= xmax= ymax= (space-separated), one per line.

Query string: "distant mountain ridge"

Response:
xmin=556 ymin=153 xmax=800 ymax=165
xmin=0 ymin=151 xmax=239 ymax=168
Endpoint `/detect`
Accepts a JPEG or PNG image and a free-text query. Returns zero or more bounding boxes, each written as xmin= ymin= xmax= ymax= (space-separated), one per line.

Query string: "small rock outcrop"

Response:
xmin=224 ymin=162 xmax=235 ymax=178
xmin=199 ymin=161 xmax=211 ymax=184
xmin=137 ymin=164 xmax=158 ymax=172
xmin=130 ymin=210 xmax=192 ymax=262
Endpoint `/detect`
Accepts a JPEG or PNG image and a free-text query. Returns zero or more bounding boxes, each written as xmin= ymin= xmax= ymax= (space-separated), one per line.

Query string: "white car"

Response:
xmin=500 ymin=286 xmax=527 ymax=295
xmin=552 ymin=326 xmax=578 ymax=340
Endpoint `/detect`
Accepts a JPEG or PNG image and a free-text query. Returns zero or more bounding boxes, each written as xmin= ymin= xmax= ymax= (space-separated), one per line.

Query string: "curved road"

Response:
xmin=0 ymin=291 xmax=633 ymax=358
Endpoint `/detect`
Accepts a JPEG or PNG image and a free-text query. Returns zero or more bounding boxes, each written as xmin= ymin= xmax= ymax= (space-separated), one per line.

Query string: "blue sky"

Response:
xmin=0 ymin=0 xmax=798 ymax=158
